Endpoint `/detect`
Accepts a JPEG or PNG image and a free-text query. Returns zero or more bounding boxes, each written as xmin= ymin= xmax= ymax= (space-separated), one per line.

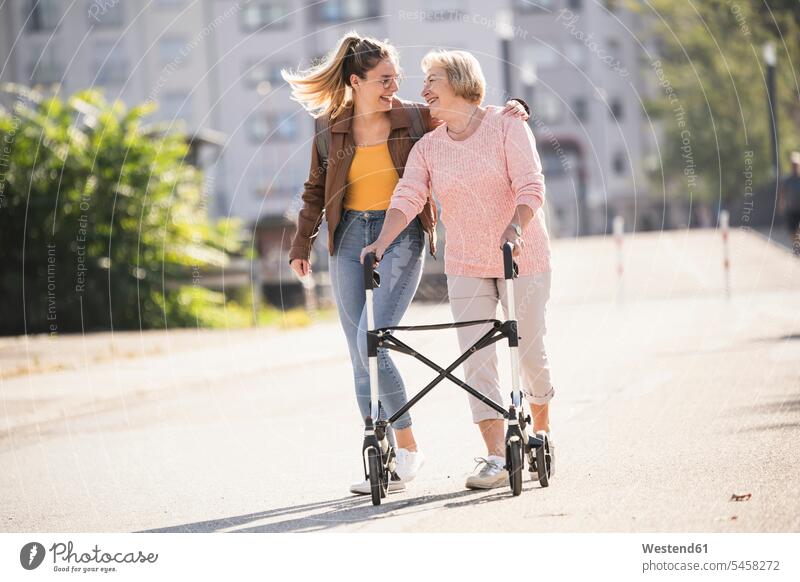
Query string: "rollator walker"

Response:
xmin=360 ymin=242 xmax=553 ymax=506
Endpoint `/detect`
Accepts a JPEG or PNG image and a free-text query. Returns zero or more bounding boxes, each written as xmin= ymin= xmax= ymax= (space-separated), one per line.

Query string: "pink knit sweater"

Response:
xmin=390 ymin=106 xmax=552 ymax=278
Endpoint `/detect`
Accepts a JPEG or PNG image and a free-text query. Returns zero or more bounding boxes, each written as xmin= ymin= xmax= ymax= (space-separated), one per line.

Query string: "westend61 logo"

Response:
xmin=20 ymin=541 xmax=158 ymax=574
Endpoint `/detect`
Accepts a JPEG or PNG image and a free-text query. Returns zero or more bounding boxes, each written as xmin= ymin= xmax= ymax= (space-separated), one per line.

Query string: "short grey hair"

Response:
xmin=421 ymin=50 xmax=485 ymax=104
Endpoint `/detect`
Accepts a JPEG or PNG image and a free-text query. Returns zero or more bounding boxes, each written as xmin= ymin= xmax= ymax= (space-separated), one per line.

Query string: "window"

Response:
xmin=612 ymin=151 xmax=626 ymax=175
xmin=240 ymin=2 xmax=290 ymax=31
xmin=28 ymin=47 xmax=62 ymax=84
xmin=564 ymin=43 xmax=586 ymax=68
xmin=94 ymin=40 xmax=129 ymax=85
xmin=568 ymin=0 xmax=583 ymax=9
xmin=27 ymin=0 xmax=60 ymax=32
xmin=159 ymin=92 xmax=193 ymax=122
xmin=260 ymin=181 xmax=298 ymax=215
xmin=541 ymin=151 xmax=567 ymax=177
xmin=610 ymin=98 xmax=623 ymax=120
xmin=520 ymin=43 xmax=559 ymax=69
xmin=248 ymin=112 xmax=298 ymax=143
xmin=606 ymin=38 xmax=622 ymax=63
xmin=536 ymin=93 xmax=563 ymax=125
xmin=572 ymin=97 xmax=588 ymax=122
xmin=420 ymin=0 xmax=463 ymax=21
xmin=513 ymin=0 xmax=555 ymax=12
xmin=248 ymin=115 xmax=268 ymax=143
xmin=428 ymin=0 xmax=462 ymax=10
xmin=256 ymin=175 xmax=296 ymax=201
xmin=243 ymin=59 xmax=290 ymax=88
xmin=87 ymin=0 xmax=123 ymax=26
xmin=158 ymin=37 xmax=187 ymax=65
xmin=314 ymin=0 xmax=379 ymax=22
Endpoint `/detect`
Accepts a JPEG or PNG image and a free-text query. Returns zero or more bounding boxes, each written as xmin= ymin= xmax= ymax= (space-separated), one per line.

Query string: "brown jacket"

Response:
xmin=288 ymin=97 xmax=439 ymax=263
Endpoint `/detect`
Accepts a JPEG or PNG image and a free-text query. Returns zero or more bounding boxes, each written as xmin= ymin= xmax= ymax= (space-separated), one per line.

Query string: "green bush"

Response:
xmin=0 ymin=86 xmax=244 ymax=334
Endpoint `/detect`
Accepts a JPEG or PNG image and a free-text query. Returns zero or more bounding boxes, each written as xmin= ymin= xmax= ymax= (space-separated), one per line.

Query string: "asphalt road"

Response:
xmin=2 ymin=229 xmax=799 ymax=532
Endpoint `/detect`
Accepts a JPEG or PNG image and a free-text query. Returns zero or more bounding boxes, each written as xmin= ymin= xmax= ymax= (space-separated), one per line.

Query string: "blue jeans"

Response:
xmin=329 ymin=210 xmax=424 ymax=441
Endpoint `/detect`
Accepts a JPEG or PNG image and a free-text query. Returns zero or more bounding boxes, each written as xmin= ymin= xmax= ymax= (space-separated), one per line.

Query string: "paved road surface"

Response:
xmin=2 ymin=229 xmax=798 ymax=532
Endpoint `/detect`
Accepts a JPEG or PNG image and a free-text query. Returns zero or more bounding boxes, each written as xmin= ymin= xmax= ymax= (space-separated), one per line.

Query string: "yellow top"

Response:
xmin=344 ymin=142 xmax=399 ymax=211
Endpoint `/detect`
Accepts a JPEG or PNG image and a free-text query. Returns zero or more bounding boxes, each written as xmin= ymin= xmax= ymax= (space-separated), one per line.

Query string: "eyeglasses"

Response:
xmin=366 ymin=75 xmax=402 ymax=89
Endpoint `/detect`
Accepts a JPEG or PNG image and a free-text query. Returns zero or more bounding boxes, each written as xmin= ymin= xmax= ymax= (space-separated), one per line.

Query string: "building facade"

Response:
xmin=0 ymin=0 xmax=659 ymax=300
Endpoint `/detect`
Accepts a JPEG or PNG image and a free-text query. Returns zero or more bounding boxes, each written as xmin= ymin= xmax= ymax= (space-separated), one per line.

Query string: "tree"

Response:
xmin=638 ymin=0 xmax=800 ymax=212
xmin=0 ymin=86 xmax=242 ymax=335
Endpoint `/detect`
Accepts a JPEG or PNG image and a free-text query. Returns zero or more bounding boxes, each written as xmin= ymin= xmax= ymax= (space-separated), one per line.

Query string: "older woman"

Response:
xmin=361 ymin=50 xmax=556 ymax=489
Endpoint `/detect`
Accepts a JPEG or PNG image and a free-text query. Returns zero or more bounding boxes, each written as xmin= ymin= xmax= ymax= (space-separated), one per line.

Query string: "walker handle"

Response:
xmin=364 ymin=253 xmax=381 ymax=290
xmin=503 ymin=242 xmax=519 ymax=280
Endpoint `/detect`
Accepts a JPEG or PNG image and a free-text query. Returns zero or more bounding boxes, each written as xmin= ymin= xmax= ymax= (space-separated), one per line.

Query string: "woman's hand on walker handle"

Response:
xmin=290 ymin=258 xmax=311 ymax=278
xmin=360 ymin=208 xmax=410 ymax=264
xmin=360 ymin=240 xmax=389 ymax=264
xmin=501 ymin=205 xmax=534 ymax=257
xmin=501 ymin=225 xmax=525 ymax=257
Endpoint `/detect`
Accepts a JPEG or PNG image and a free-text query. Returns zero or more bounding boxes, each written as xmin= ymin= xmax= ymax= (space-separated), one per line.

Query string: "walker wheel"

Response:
xmin=367 ymin=447 xmax=384 ymax=505
xmin=507 ymin=440 xmax=523 ymax=496
xmin=536 ymin=434 xmax=551 ymax=488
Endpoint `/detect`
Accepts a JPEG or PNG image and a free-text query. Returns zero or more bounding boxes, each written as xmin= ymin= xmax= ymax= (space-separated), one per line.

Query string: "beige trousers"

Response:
xmin=447 ymin=271 xmax=555 ymax=423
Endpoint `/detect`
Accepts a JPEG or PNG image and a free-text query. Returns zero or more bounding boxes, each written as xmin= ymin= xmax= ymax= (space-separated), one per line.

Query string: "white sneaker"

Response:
xmin=465 ymin=456 xmax=508 ymax=490
xmin=349 ymin=473 xmax=406 ymax=495
xmin=394 ymin=448 xmax=425 ymax=483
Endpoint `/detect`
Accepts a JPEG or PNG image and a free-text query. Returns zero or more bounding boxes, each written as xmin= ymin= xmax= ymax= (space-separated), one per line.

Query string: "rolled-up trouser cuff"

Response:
xmin=527 ymin=385 xmax=555 ymax=406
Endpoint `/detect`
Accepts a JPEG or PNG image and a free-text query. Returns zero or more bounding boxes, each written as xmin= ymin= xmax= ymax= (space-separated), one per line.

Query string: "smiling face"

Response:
xmin=350 ymin=58 xmax=401 ymax=113
xmin=421 ymin=66 xmax=460 ymax=119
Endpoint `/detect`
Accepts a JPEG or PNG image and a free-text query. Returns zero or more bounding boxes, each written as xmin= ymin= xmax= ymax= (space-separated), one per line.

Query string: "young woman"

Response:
xmin=361 ymin=50 xmax=556 ymax=490
xmin=284 ymin=33 xmax=529 ymax=495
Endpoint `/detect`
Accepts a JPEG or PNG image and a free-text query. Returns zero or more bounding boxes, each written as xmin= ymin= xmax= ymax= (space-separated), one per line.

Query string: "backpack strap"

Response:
xmin=407 ymin=103 xmax=426 ymax=141
xmin=314 ymin=115 xmax=331 ymax=165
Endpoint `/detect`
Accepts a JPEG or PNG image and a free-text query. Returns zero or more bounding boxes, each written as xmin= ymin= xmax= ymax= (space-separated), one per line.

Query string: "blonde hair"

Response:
xmin=281 ymin=32 xmax=399 ymax=120
xmin=421 ymin=49 xmax=485 ymax=104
